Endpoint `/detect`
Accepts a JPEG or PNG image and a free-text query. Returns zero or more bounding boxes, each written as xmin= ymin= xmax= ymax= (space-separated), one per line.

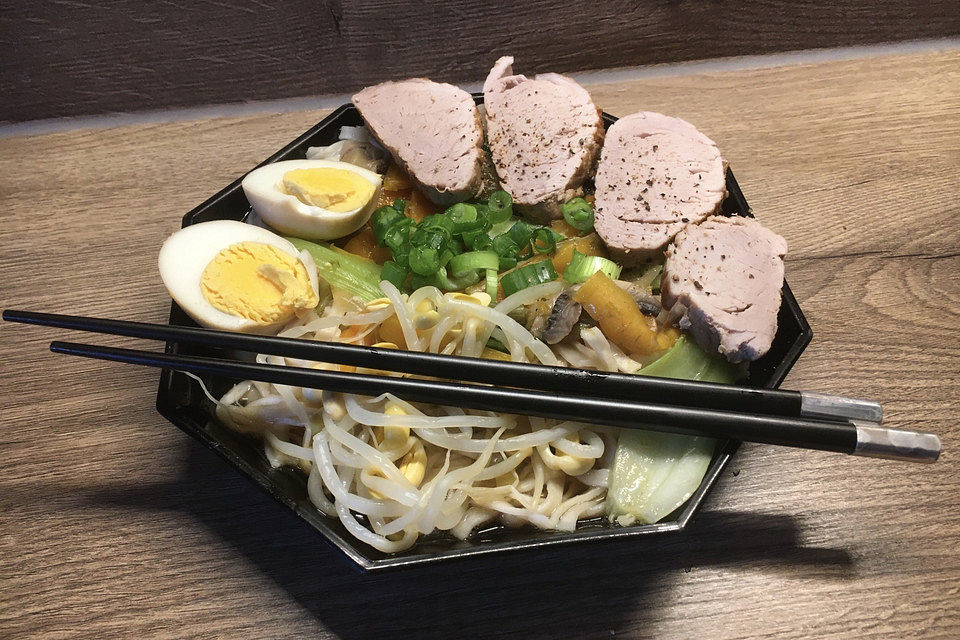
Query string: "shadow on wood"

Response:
xmin=57 ymin=441 xmax=857 ymax=639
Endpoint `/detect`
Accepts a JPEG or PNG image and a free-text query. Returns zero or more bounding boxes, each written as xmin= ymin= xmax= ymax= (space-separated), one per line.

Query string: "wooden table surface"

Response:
xmin=2 ymin=50 xmax=958 ymax=639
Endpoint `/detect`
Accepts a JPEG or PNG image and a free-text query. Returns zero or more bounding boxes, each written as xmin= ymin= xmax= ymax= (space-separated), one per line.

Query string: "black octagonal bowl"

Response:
xmin=156 ymin=97 xmax=812 ymax=571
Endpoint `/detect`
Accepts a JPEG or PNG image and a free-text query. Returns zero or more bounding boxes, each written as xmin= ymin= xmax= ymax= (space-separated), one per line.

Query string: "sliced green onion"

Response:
xmin=488 ymin=217 xmax=517 ymax=238
xmin=382 ymin=218 xmax=412 ymax=252
xmin=562 ymin=249 xmax=622 ymax=284
xmin=447 ymin=269 xmax=482 ymax=290
xmin=507 ymin=219 xmax=536 ymax=247
xmin=409 ymin=246 xmax=440 ymax=276
xmin=462 ymin=229 xmax=493 ymax=251
xmin=485 ymin=268 xmax=498 ymax=300
xmin=445 ymin=203 xmax=480 ymax=233
xmin=368 ymin=190 xmax=575 ymax=295
xmin=562 ymin=197 xmax=594 ymax=231
xmin=371 ymin=205 xmax=406 ymax=245
xmin=409 ymin=272 xmax=434 ymax=291
xmin=411 ymin=227 xmax=449 ymax=251
xmin=391 ymin=246 xmax=409 ymax=269
xmin=532 ymin=227 xmax=559 ymax=254
xmin=449 ymin=250 xmax=499 ymax=277
xmin=440 ymin=247 xmax=458 ymax=269
xmin=491 ymin=233 xmax=520 ymax=257
xmin=500 ymin=260 xmax=559 ymax=297
xmin=411 ymin=268 xmax=481 ymax=291
xmin=491 ymin=234 xmax=521 ymax=270
xmin=418 ymin=214 xmax=455 ymax=236
xmin=380 ymin=260 xmax=408 ymax=290
xmin=487 ymin=190 xmax=513 ymax=224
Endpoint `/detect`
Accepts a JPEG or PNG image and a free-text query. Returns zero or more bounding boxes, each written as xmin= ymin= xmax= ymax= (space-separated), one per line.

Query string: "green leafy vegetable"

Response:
xmin=485 ymin=335 xmax=510 ymax=354
xmin=637 ymin=334 xmax=738 ymax=382
xmin=607 ymin=335 xmax=740 ymax=525
xmin=286 ymin=237 xmax=383 ymax=302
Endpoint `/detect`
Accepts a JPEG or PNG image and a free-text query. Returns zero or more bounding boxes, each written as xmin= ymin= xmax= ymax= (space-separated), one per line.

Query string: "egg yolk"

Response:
xmin=282 ymin=167 xmax=375 ymax=213
xmin=201 ymin=242 xmax=318 ymax=324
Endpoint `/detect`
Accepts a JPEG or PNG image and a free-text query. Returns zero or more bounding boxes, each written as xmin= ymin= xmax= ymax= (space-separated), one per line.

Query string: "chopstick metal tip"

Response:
xmin=801 ymin=391 xmax=883 ymax=423
xmin=852 ymin=422 xmax=941 ymax=463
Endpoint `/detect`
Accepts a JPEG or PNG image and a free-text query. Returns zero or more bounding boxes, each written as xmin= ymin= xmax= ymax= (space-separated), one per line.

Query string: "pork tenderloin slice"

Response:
xmin=353 ymin=78 xmax=484 ymax=206
xmin=483 ymin=56 xmax=604 ymax=223
xmin=661 ymin=215 xmax=787 ymax=362
xmin=594 ymin=111 xmax=726 ymax=265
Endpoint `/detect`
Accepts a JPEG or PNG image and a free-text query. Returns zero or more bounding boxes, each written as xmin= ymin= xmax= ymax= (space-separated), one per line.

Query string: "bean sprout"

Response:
xmin=211 ymin=284 xmax=643 ymax=551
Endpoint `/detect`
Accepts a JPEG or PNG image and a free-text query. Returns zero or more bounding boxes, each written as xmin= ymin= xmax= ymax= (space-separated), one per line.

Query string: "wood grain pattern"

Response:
xmin=2 ymin=1 xmax=960 ymax=122
xmin=1 ymin=50 xmax=959 ymax=639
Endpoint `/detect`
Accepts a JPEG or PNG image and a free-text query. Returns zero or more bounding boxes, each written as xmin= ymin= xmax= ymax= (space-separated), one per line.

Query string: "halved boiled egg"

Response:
xmin=159 ymin=220 xmax=320 ymax=333
xmin=241 ymin=159 xmax=382 ymax=240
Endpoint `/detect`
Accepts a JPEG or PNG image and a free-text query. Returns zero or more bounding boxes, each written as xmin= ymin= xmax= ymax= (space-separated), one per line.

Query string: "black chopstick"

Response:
xmin=48 ymin=340 xmax=939 ymax=463
xmin=2 ymin=309 xmax=881 ymax=422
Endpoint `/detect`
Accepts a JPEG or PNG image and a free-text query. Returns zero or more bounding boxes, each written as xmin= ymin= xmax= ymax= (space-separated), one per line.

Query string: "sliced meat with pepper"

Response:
xmin=483 ymin=56 xmax=604 ymax=223
xmin=594 ymin=111 xmax=726 ymax=265
xmin=661 ymin=215 xmax=787 ymax=362
xmin=353 ymin=79 xmax=484 ymax=206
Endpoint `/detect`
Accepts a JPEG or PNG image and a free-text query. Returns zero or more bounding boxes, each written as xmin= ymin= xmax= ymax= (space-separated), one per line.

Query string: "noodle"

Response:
xmin=213 ymin=284 xmax=637 ymax=550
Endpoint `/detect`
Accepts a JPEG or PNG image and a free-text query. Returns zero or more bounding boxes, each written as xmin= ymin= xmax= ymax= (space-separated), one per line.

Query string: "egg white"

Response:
xmin=159 ymin=220 xmax=320 ymax=333
xmin=241 ymin=159 xmax=382 ymax=240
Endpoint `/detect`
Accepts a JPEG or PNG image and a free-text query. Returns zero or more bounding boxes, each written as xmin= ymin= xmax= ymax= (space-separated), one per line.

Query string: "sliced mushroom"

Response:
xmin=305 ymin=139 xmax=388 ymax=173
xmin=539 ymin=291 xmax=583 ymax=344
xmin=529 ymin=275 xmax=666 ymax=347
xmin=657 ymin=299 xmax=687 ymax=328
xmin=614 ymin=281 xmax=662 ymax=316
xmin=340 ymin=141 xmax=389 ymax=173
